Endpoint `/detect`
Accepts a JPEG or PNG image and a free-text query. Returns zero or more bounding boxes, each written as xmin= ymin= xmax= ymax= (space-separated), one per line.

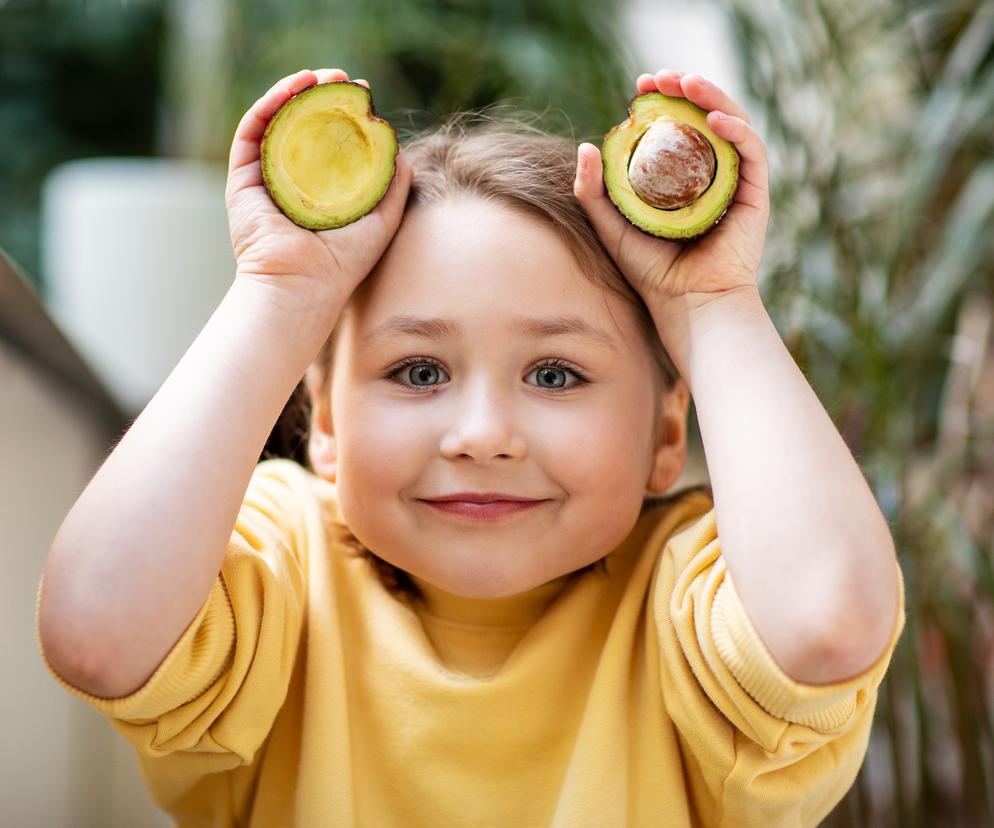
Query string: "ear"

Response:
xmin=645 ymin=377 xmax=690 ymax=494
xmin=304 ymin=364 xmax=338 ymax=482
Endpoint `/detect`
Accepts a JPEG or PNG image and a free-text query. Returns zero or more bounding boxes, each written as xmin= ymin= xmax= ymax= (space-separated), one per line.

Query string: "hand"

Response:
xmin=225 ymin=68 xmax=412 ymax=308
xmin=573 ymin=69 xmax=770 ymax=312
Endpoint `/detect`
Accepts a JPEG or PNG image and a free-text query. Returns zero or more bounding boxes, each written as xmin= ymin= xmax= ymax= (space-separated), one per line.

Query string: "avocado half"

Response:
xmin=261 ymin=81 xmax=398 ymax=230
xmin=601 ymin=92 xmax=739 ymax=240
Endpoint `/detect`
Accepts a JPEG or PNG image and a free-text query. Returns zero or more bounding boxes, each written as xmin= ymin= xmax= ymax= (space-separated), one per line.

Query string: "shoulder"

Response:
xmin=603 ymin=485 xmax=715 ymax=583
xmin=252 ymin=456 xmax=320 ymax=487
xmin=249 ymin=457 xmax=333 ymax=502
xmin=241 ymin=458 xmax=345 ymax=532
xmin=638 ymin=484 xmax=715 ymax=548
xmin=248 ymin=458 xmax=356 ymax=550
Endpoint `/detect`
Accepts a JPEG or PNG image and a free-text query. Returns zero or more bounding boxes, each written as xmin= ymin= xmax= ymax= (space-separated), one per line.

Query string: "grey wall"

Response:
xmin=2 ymin=342 xmax=170 ymax=828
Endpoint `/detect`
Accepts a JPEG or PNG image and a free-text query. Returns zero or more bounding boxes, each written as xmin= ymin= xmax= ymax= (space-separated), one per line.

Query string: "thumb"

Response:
xmin=312 ymin=149 xmax=413 ymax=286
xmin=573 ymin=142 xmax=633 ymax=258
xmin=313 ymin=147 xmax=413 ymax=246
xmin=573 ymin=142 xmax=685 ymax=297
xmin=368 ymin=147 xmax=413 ymax=233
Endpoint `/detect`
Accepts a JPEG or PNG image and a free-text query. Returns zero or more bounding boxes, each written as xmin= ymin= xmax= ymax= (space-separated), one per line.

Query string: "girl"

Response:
xmin=37 ymin=67 xmax=904 ymax=827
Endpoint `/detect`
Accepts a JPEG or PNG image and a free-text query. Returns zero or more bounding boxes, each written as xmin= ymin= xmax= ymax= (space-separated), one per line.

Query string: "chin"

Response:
xmin=413 ymin=564 xmax=519 ymax=598
xmin=435 ymin=564 xmax=570 ymax=599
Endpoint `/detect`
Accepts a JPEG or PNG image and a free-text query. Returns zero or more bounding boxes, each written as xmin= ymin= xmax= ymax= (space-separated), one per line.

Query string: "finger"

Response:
xmin=312 ymin=68 xmax=369 ymax=91
xmin=705 ymin=111 xmax=770 ymax=213
xmin=228 ymin=69 xmax=318 ymax=173
xmin=573 ymin=143 xmax=648 ymax=257
xmin=573 ymin=142 xmax=683 ymax=292
xmin=651 ymin=68 xmax=684 ymax=97
xmin=313 ymin=67 xmax=350 ymax=84
xmin=636 ymin=73 xmax=658 ymax=94
xmin=679 ymin=73 xmax=751 ymax=124
xmin=376 ymin=148 xmax=413 ymax=223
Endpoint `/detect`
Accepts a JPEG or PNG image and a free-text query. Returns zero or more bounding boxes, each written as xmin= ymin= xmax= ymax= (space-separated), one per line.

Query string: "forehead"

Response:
xmin=346 ymin=197 xmax=639 ymax=346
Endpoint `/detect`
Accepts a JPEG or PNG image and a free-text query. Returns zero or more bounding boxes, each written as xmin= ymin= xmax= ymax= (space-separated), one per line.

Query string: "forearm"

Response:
xmin=652 ymin=285 xmax=900 ymax=684
xmin=39 ymin=277 xmax=341 ymax=693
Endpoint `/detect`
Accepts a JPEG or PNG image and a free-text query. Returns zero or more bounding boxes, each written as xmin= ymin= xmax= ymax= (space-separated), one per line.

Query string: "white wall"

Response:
xmin=624 ymin=0 xmax=746 ymax=107
xmin=42 ymin=158 xmax=234 ymax=417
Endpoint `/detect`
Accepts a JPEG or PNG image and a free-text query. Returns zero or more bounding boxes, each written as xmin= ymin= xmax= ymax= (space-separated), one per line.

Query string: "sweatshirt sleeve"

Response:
xmin=652 ymin=503 xmax=906 ymax=828
xmin=36 ymin=459 xmax=311 ymax=776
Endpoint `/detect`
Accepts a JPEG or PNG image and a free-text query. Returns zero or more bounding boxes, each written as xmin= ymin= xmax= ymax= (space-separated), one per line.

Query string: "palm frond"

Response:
xmin=718 ymin=0 xmax=994 ymax=824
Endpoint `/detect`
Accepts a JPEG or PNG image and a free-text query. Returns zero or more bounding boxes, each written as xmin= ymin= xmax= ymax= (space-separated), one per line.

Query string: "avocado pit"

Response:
xmin=627 ymin=119 xmax=716 ymax=211
xmin=601 ymin=91 xmax=739 ymax=239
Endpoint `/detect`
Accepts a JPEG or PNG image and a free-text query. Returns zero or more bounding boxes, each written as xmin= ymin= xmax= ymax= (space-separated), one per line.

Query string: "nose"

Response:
xmin=438 ymin=375 xmax=527 ymax=462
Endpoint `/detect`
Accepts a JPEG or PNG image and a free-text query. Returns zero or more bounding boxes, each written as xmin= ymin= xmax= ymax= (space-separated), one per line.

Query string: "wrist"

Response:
xmin=649 ymin=284 xmax=767 ymax=381
xmin=232 ymin=271 xmax=347 ymax=330
xmin=228 ymin=274 xmax=346 ymax=360
xmin=652 ymin=282 xmax=763 ymax=318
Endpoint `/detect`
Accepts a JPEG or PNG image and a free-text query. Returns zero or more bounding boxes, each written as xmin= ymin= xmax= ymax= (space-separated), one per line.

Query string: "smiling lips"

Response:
xmin=418 ymin=493 xmax=549 ymax=520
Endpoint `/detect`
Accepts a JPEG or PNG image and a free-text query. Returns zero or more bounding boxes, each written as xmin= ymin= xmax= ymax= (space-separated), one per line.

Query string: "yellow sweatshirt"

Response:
xmin=37 ymin=458 xmax=905 ymax=827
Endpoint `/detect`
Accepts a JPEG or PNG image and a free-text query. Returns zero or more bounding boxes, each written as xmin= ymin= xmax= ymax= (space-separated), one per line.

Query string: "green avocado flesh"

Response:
xmin=601 ymin=92 xmax=739 ymax=240
xmin=261 ymin=81 xmax=398 ymax=230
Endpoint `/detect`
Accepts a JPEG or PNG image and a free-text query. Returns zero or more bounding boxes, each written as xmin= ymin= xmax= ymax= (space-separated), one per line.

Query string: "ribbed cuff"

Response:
xmin=36 ymin=572 xmax=236 ymax=721
xmin=710 ymin=558 xmax=905 ymax=731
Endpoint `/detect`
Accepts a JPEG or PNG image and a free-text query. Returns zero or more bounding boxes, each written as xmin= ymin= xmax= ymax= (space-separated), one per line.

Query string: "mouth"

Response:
xmin=416 ymin=498 xmax=551 ymax=521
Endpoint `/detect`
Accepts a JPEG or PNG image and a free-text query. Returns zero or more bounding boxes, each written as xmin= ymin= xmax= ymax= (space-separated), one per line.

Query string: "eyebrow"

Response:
xmin=362 ymin=314 xmax=618 ymax=351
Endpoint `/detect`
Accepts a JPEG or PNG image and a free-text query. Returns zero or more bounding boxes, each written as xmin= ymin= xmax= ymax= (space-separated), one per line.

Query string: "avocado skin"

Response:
xmin=260 ymin=81 xmax=398 ymax=230
xmin=601 ymin=91 xmax=739 ymax=241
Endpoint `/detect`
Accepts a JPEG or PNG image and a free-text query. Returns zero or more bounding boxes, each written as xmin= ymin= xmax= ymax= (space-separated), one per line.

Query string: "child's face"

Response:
xmin=308 ymin=196 xmax=688 ymax=598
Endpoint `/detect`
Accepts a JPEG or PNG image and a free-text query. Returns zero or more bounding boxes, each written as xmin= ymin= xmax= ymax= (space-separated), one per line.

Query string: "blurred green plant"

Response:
xmin=0 ymin=0 xmax=166 ymax=286
xmin=1 ymin=0 xmax=643 ymax=287
xmin=161 ymin=0 xmax=637 ymax=161
xmin=717 ymin=0 xmax=994 ymax=825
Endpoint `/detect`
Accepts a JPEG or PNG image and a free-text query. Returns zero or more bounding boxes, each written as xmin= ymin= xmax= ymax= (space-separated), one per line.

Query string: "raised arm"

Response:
xmin=38 ymin=68 xmax=412 ymax=698
xmin=654 ymin=284 xmax=900 ymax=684
xmin=574 ymin=69 xmax=900 ymax=686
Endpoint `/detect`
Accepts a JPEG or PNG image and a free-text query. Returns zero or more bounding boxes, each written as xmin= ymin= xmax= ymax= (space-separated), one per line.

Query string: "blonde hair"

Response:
xmin=304 ymin=107 xmax=689 ymax=596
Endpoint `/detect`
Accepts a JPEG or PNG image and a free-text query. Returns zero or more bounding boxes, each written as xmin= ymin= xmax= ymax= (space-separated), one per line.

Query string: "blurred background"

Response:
xmin=2 ymin=0 xmax=992 ymax=825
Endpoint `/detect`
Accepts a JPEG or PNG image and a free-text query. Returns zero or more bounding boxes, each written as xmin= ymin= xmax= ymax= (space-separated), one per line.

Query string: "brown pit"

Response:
xmin=627 ymin=119 xmax=716 ymax=210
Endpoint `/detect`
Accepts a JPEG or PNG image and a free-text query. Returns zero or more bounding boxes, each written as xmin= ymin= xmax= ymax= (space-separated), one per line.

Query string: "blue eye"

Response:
xmin=396 ymin=359 xmax=448 ymax=388
xmin=526 ymin=360 xmax=587 ymax=391
xmin=385 ymin=357 xmax=588 ymax=393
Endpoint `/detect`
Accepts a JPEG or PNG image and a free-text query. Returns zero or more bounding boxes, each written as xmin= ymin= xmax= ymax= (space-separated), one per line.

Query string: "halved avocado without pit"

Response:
xmin=261 ymin=80 xmax=398 ymax=230
xmin=601 ymin=92 xmax=739 ymax=240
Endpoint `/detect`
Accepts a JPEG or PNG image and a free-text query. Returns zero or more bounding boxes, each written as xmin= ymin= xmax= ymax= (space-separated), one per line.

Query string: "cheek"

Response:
xmin=336 ymin=393 xmax=426 ymax=493
xmin=536 ymin=398 xmax=653 ymax=562
xmin=332 ymin=391 xmax=424 ymax=559
xmin=545 ymin=388 xmax=657 ymax=487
